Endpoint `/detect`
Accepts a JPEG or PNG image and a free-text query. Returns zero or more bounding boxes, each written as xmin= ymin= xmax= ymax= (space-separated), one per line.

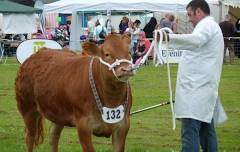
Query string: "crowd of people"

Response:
xmin=82 ymin=11 xmax=240 ymax=64
xmin=84 ymin=13 xmax=179 ymax=63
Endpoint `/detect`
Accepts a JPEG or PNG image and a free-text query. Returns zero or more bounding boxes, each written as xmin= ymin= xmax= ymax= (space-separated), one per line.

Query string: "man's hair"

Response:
xmin=186 ymin=0 xmax=210 ymax=15
xmin=134 ymin=20 xmax=141 ymax=25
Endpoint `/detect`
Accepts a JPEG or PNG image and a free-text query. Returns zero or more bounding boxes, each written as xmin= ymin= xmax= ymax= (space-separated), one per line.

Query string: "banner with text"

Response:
xmin=16 ymin=39 xmax=62 ymax=64
xmin=159 ymin=45 xmax=185 ymax=63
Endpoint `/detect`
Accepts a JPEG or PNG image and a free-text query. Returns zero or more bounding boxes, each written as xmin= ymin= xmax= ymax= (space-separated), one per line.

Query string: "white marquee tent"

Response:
xmin=0 ymin=0 xmax=42 ymax=34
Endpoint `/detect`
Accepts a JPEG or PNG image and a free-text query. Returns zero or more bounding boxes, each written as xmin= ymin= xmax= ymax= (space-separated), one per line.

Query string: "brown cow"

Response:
xmin=15 ymin=34 xmax=134 ymax=152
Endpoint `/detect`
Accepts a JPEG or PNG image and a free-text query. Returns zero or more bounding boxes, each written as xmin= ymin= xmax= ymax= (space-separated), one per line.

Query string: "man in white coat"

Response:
xmin=166 ymin=0 xmax=224 ymax=151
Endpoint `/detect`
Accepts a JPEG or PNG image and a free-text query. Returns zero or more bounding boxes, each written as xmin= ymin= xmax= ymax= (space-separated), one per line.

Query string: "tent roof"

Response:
xmin=10 ymin=0 xmax=58 ymax=6
xmin=45 ymin=0 xmax=186 ymax=14
xmin=74 ymin=2 xmax=186 ymax=13
xmin=0 ymin=0 xmax=42 ymax=13
xmin=46 ymin=0 xmax=219 ymax=6
xmin=45 ymin=0 xmax=220 ymax=14
xmin=222 ymin=0 xmax=240 ymax=8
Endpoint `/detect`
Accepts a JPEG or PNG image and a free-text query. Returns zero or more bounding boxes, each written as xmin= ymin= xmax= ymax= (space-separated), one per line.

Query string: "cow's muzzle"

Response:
xmin=99 ymin=58 xmax=135 ymax=82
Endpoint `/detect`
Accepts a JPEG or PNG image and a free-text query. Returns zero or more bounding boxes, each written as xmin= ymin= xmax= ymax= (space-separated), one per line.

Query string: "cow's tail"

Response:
xmin=34 ymin=115 xmax=45 ymax=147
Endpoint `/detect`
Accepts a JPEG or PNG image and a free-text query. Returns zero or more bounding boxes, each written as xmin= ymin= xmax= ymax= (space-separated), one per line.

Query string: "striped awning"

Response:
xmin=222 ymin=0 xmax=240 ymax=8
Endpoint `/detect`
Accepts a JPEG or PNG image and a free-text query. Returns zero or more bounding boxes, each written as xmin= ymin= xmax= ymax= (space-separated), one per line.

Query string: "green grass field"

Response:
xmin=0 ymin=57 xmax=239 ymax=152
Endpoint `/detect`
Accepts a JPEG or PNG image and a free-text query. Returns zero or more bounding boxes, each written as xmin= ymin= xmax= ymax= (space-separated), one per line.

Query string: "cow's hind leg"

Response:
xmin=17 ymin=95 xmax=44 ymax=152
xmin=76 ymin=118 xmax=95 ymax=152
xmin=49 ymin=122 xmax=64 ymax=152
xmin=22 ymin=110 xmax=44 ymax=152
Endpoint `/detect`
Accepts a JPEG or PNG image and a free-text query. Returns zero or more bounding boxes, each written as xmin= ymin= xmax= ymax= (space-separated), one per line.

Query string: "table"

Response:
xmin=0 ymin=39 xmax=22 ymax=64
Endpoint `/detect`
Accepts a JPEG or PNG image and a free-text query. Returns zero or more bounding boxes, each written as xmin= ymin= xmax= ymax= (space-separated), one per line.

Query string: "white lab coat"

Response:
xmin=168 ymin=16 xmax=224 ymax=123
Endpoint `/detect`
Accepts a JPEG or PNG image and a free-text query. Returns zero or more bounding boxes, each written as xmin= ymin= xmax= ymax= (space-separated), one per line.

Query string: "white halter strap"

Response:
xmin=98 ymin=57 xmax=134 ymax=83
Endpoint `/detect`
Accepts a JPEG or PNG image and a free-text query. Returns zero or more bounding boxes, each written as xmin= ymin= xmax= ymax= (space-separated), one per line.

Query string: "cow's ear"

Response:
xmin=81 ymin=42 xmax=97 ymax=51
xmin=81 ymin=42 xmax=100 ymax=56
xmin=121 ymin=34 xmax=131 ymax=45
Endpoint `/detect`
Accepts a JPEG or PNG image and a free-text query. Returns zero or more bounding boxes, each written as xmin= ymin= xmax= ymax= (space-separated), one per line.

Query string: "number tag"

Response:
xmin=101 ymin=105 xmax=124 ymax=124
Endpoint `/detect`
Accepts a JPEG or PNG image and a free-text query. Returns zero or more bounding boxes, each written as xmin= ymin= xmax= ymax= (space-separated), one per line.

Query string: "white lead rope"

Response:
xmin=134 ymin=28 xmax=176 ymax=130
xmin=162 ymin=29 xmax=176 ymax=130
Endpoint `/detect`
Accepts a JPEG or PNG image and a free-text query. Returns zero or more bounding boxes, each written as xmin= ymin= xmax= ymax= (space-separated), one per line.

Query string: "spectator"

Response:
xmin=219 ymin=14 xmax=235 ymax=64
xmin=32 ymin=30 xmax=45 ymax=39
xmin=66 ymin=20 xmax=71 ymax=36
xmin=124 ymin=21 xmax=134 ymax=50
xmin=0 ymin=29 xmax=4 ymax=39
xmin=154 ymin=23 xmax=161 ymax=30
xmin=105 ymin=19 xmax=112 ymax=35
xmin=131 ymin=20 xmax=141 ymax=55
xmin=169 ymin=14 xmax=178 ymax=33
xmin=125 ymin=20 xmax=134 ymax=33
xmin=160 ymin=13 xmax=172 ymax=29
xmin=93 ymin=19 xmax=106 ymax=45
xmin=235 ymin=18 xmax=240 ymax=58
xmin=87 ymin=16 xmax=94 ymax=40
xmin=45 ymin=27 xmax=53 ymax=40
xmin=119 ymin=16 xmax=129 ymax=34
xmin=143 ymin=17 xmax=157 ymax=40
xmin=133 ymin=31 xmax=151 ymax=63
xmin=235 ymin=18 xmax=240 ymax=31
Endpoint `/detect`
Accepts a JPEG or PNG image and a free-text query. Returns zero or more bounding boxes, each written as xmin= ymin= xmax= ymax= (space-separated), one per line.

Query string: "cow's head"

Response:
xmin=99 ymin=34 xmax=135 ymax=82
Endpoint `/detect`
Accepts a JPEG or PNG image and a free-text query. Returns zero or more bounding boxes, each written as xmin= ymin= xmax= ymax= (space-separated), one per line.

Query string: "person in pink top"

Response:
xmin=133 ymin=31 xmax=151 ymax=63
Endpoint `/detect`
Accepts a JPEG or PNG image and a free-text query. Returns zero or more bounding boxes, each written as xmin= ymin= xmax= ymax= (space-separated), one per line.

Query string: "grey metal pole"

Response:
xmin=219 ymin=0 xmax=223 ymax=23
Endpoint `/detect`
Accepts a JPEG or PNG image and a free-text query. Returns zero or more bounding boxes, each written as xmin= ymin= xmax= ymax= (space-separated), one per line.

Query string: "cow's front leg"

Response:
xmin=76 ymin=117 xmax=95 ymax=152
xmin=112 ymin=118 xmax=130 ymax=152
xmin=49 ymin=122 xmax=64 ymax=152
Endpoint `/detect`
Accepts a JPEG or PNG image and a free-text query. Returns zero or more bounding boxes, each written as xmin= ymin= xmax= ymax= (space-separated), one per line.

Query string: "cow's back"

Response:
xmin=15 ymin=49 xmax=93 ymax=126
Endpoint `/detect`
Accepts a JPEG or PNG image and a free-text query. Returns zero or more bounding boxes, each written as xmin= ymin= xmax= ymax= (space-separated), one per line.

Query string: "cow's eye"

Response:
xmin=105 ymin=53 xmax=109 ymax=57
